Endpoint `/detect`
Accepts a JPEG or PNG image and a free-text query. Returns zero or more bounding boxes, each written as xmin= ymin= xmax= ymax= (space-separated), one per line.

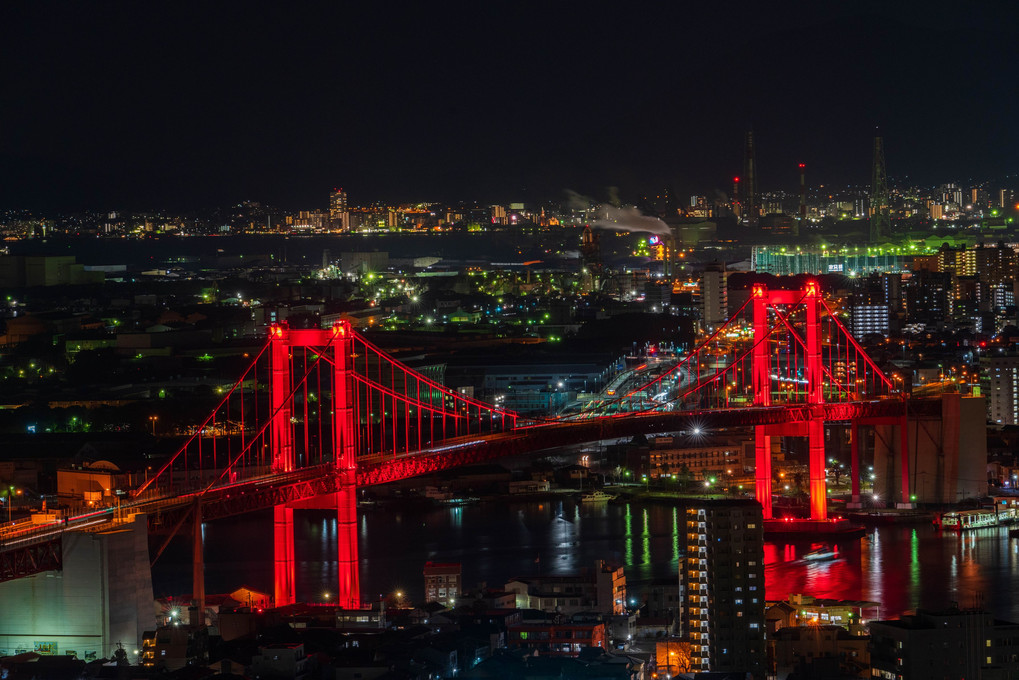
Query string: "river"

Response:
xmin=152 ymin=498 xmax=1019 ymax=621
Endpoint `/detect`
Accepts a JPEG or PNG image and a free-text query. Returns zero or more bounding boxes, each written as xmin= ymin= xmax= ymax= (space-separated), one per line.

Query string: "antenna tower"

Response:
xmin=870 ymin=135 xmax=890 ymax=241
xmin=744 ymin=131 xmax=758 ymax=226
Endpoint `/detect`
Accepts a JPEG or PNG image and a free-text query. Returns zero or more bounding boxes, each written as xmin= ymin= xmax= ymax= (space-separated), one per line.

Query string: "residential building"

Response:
xmin=869 ymin=608 xmax=1019 ymax=680
xmin=424 ymin=562 xmax=462 ymax=607
xmin=685 ymin=499 xmax=765 ymax=675
xmin=329 ymin=187 xmax=347 ymax=218
xmin=771 ymin=625 xmax=870 ymax=678
xmin=851 ymin=304 xmax=891 ymax=338
xmin=700 ymin=261 xmax=727 ymax=331
xmin=648 ymin=436 xmax=748 ymax=482
xmin=250 ymin=642 xmax=308 ymax=680
xmin=505 ymin=560 xmax=626 ymax=616
xmin=984 ymin=355 xmax=1019 ymax=425
xmin=507 ymin=616 xmax=606 ymax=657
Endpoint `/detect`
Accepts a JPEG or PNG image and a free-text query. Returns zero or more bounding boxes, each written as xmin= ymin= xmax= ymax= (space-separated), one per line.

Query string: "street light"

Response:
xmin=5 ymin=486 xmax=14 ymax=523
xmin=149 ymin=415 xmax=158 ymax=436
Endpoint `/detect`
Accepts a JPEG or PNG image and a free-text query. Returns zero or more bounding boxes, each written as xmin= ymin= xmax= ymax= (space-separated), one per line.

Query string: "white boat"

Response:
xmin=581 ymin=490 xmax=616 ymax=503
xmin=940 ymin=508 xmax=1011 ymax=530
xmin=803 ymin=545 xmax=838 ymax=561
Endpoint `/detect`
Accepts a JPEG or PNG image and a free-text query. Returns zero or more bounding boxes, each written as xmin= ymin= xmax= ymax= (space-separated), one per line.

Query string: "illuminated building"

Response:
xmin=984 ymin=356 xmax=1019 ymax=425
xmin=286 ymin=210 xmax=330 ymax=233
xmin=700 ymin=261 xmax=728 ymax=332
xmin=648 ymin=437 xmax=746 ymax=481
xmin=329 ymin=187 xmax=347 ymax=216
xmin=491 ymin=205 xmax=507 ymax=225
xmin=423 ymin=561 xmax=461 ymax=607
xmin=850 ymin=304 xmax=890 ymax=338
xmin=751 ymin=245 xmax=912 ymax=276
xmin=685 ymin=499 xmax=765 ymax=675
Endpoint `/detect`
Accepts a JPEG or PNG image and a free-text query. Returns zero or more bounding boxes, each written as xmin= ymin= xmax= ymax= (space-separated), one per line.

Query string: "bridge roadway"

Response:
xmin=1 ymin=397 xmax=938 ymax=580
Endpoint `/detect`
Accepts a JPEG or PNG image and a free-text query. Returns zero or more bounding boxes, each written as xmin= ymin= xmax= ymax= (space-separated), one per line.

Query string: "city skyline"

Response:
xmin=1 ymin=1 xmax=1017 ymax=210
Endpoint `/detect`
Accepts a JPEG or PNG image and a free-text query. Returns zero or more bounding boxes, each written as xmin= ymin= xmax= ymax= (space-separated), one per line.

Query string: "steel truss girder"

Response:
xmin=357 ymin=399 xmax=941 ymax=486
xmin=139 ymin=400 xmax=941 ymax=522
xmin=0 ymin=538 xmax=62 ymax=583
xmin=148 ymin=466 xmax=341 ymax=530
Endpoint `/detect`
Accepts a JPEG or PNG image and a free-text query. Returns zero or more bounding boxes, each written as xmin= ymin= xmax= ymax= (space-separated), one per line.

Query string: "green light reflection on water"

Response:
xmin=625 ymin=503 xmax=633 ymax=566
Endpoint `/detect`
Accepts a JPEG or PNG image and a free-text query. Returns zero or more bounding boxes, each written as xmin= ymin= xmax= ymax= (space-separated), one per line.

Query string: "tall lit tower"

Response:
xmin=329 ymin=187 xmax=348 ymax=218
xmin=330 ymin=187 xmax=350 ymax=232
xmin=798 ymin=164 xmax=806 ymax=219
xmin=870 ymin=136 xmax=890 ymax=242
xmin=743 ymin=131 xmax=758 ymax=226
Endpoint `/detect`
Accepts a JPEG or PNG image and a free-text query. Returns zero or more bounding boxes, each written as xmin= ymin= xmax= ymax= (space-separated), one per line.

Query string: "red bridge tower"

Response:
xmin=751 ymin=282 xmax=828 ymax=520
xmin=269 ymin=322 xmax=359 ymax=608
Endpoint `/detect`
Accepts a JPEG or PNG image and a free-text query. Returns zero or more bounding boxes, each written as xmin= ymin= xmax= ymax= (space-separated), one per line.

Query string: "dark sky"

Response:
xmin=1 ymin=1 xmax=1017 ymax=211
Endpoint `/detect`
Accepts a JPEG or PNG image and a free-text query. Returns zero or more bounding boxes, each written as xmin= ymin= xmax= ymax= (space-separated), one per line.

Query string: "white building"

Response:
xmin=850 ymin=304 xmax=890 ymax=338
xmin=985 ymin=355 xmax=1019 ymax=425
xmin=700 ymin=262 xmax=727 ymax=332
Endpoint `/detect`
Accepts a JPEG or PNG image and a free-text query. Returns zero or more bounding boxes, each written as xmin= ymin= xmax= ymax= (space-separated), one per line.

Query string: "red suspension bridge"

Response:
xmin=2 ymin=283 xmax=939 ymax=609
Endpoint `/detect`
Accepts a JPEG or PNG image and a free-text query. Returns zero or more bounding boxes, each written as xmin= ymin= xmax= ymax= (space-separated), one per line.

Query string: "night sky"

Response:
xmin=1 ymin=1 xmax=1017 ymax=211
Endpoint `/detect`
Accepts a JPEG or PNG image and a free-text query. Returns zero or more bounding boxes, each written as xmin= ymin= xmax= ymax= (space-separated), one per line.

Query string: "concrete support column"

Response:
xmin=336 ymin=478 xmax=360 ymax=609
xmin=755 ymin=430 xmax=772 ymax=519
xmin=192 ymin=500 xmax=205 ymax=617
xmin=808 ymin=418 xmax=827 ymax=520
xmin=273 ymin=505 xmax=295 ymax=606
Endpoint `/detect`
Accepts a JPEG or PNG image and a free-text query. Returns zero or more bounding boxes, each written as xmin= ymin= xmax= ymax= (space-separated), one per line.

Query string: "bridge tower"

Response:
xmin=269 ymin=322 xmax=360 ymax=608
xmin=751 ymin=283 xmax=828 ymax=520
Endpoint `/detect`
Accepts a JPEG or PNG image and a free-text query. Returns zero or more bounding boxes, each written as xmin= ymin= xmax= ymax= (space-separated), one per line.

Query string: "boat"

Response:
xmin=580 ymin=490 xmax=616 ymax=503
xmin=803 ymin=544 xmax=838 ymax=561
xmin=940 ymin=508 xmax=1013 ymax=531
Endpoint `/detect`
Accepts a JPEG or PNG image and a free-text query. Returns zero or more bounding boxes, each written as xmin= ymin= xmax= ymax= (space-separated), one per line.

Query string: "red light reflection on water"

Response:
xmin=765 ymin=526 xmax=1005 ymax=620
xmin=765 ymin=541 xmax=864 ymax=603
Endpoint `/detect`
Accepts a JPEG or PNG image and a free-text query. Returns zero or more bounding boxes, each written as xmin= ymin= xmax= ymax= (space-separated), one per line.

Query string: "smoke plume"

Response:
xmin=564 ymin=189 xmax=672 ymax=236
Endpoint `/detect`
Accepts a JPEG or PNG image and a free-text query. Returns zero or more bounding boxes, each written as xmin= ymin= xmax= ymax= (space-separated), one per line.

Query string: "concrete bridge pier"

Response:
xmin=0 ymin=515 xmax=154 ymax=661
xmin=870 ymin=394 xmax=986 ymax=506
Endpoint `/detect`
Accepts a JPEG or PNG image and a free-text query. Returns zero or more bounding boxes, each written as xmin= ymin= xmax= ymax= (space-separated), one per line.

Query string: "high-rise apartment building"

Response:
xmin=904 ymin=271 xmax=952 ymax=330
xmin=700 ymin=261 xmax=728 ymax=332
xmin=984 ymin=355 xmax=1019 ymax=425
xmin=491 ymin=205 xmax=507 ymax=225
xmin=329 ymin=188 xmax=348 ymax=217
xmin=685 ymin=499 xmax=765 ymax=675
xmin=851 ymin=304 xmax=890 ymax=338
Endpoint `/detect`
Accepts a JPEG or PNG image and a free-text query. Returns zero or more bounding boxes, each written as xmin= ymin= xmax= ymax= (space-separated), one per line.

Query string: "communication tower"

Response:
xmin=870 ymin=136 xmax=890 ymax=241
xmin=743 ymin=131 xmax=758 ymax=226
